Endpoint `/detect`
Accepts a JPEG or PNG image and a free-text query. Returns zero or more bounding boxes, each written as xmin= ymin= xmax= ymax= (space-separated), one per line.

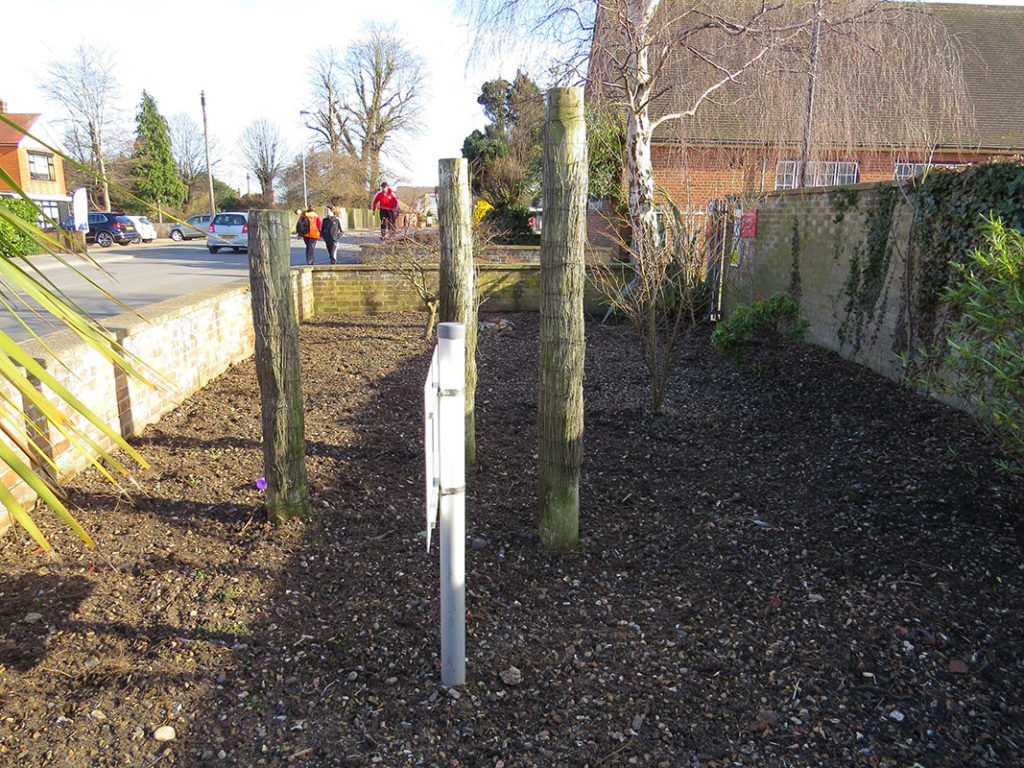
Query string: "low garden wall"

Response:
xmin=0 ymin=262 xmax=615 ymax=536
xmin=723 ymin=164 xmax=1024 ymax=386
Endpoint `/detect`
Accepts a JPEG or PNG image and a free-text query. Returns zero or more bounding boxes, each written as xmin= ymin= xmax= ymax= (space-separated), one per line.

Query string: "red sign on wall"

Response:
xmin=740 ymin=210 xmax=758 ymax=238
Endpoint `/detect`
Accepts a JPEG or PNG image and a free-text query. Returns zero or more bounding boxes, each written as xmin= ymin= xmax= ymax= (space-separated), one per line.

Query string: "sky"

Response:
xmin=3 ymin=0 xmax=1022 ymax=197
xmin=1 ymin=0 xmax=522 ymax=195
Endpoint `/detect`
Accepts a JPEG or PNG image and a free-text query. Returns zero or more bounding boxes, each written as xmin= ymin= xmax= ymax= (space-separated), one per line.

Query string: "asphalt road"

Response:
xmin=4 ymin=233 xmax=368 ymax=343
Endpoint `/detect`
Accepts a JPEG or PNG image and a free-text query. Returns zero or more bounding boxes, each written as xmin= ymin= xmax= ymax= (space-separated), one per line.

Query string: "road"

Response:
xmin=5 ymin=233 xmax=369 ymax=343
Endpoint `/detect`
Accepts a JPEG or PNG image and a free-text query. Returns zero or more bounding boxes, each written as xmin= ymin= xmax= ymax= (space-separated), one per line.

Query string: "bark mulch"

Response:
xmin=1 ymin=311 xmax=1021 ymax=768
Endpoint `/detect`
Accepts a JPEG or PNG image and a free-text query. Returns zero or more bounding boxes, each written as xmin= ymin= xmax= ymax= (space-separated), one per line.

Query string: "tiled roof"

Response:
xmin=0 ymin=114 xmax=39 ymax=146
xmin=594 ymin=2 xmax=1024 ymax=152
xmin=931 ymin=3 xmax=1024 ymax=149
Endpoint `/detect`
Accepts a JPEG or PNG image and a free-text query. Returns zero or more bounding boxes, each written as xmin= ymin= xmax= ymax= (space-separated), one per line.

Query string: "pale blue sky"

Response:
xmin=3 ymin=0 xmax=1020 ymax=192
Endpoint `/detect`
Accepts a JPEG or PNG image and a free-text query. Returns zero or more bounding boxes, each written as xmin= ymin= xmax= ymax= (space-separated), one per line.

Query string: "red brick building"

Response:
xmin=0 ymin=102 xmax=71 ymax=223
xmin=590 ymin=2 xmax=1024 ymax=225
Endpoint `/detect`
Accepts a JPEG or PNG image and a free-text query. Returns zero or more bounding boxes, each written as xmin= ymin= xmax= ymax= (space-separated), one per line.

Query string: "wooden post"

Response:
xmin=248 ymin=209 xmax=311 ymax=524
xmin=538 ymin=87 xmax=587 ymax=551
xmin=438 ymin=157 xmax=478 ymax=466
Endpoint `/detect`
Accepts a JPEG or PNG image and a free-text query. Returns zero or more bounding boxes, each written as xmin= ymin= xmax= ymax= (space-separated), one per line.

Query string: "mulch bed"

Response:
xmin=1 ymin=311 xmax=1021 ymax=768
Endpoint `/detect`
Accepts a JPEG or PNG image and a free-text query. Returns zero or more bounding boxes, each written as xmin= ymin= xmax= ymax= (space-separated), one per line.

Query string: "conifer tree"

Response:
xmin=132 ymin=91 xmax=186 ymax=211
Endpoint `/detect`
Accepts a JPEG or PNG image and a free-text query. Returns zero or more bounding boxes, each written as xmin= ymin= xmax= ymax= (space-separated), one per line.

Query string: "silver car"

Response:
xmin=169 ymin=214 xmax=212 ymax=241
xmin=207 ymin=212 xmax=249 ymax=253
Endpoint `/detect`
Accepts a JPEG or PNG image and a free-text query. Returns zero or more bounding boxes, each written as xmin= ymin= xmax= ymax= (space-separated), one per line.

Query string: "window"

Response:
xmin=775 ymin=160 xmax=859 ymax=190
xmin=28 ymin=151 xmax=56 ymax=182
xmin=35 ymin=200 xmax=61 ymax=229
xmin=893 ymin=161 xmax=967 ymax=182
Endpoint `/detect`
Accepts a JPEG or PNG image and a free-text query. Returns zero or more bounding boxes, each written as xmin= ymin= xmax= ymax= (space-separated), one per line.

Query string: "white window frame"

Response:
xmin=775 ymin=160 xmax=859 ymax=190
xmin=893 ymin=161 xmax=968 ymax=182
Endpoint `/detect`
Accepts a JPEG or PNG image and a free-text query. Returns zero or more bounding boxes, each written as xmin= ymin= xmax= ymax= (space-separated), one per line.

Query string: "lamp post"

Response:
xmin=299 ymin=110 xmax=312 ymax=209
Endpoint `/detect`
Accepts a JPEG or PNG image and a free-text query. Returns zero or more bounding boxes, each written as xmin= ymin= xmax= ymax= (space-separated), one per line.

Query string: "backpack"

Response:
xmin=296 ymin=215 xmax=310 ymax=236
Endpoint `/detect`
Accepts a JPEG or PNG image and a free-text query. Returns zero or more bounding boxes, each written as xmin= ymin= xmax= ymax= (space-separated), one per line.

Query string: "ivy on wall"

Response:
xmin=839 ymin=184 xmax=900 ymax=351
xmin=831 ymin=162 xmax=1024 ymax=359
xmin=910 ymin=163 xmax=1024 ymax=341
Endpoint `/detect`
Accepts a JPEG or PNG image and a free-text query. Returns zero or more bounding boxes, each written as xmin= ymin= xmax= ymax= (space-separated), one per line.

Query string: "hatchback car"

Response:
xmin=207 ymin=212 xmax=248 ymax=253
xmin=60 ymin=211 xmax=139 ymax=247
xmin=128 ymin=215 xmax=157 ymax=243
xmin=169 ymin=214 xmax=212 ymax=241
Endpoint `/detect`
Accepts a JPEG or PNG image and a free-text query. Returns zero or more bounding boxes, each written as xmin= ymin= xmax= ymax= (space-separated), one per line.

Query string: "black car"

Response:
xmin=60 ymin=211 xmax=139 ymax=247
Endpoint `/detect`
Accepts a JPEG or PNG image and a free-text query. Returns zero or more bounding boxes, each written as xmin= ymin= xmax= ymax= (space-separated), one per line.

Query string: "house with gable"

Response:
xmin=587 ymin=2 xmax=1024 ymax=226
xmin=0 ymin=100 xmax=71 ymax=224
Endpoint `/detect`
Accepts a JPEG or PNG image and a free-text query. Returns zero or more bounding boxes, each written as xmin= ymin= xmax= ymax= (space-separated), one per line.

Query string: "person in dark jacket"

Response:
xmin=322 ymin=205 xmax=345 ymax=265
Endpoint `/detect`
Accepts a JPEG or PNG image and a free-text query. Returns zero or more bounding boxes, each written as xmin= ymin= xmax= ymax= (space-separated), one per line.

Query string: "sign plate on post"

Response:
xmin=423 ymin=348 xmax=440 ymax=551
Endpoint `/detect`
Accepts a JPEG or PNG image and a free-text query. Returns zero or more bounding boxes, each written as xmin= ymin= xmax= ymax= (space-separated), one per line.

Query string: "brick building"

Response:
xmin=589 ymin=2 xmax=1024 ymax=224
xmin=0 ymin=101 xmax=71 ymax=223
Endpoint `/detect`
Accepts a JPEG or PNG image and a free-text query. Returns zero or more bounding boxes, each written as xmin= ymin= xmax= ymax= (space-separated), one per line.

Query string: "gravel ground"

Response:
xmin=1 ymin=310 xmax=1021 ymax=768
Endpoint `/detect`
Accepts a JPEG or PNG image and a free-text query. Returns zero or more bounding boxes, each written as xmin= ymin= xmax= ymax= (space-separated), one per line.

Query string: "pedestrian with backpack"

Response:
xmin=322 ymin=205 xmax=345 ymax=265
xmin=297 ymin=205 xmax=322 ymax=265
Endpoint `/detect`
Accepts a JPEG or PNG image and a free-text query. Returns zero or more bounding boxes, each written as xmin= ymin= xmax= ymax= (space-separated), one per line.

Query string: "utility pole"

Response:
xmin=201 ymin=90 xmax=216 ymax=220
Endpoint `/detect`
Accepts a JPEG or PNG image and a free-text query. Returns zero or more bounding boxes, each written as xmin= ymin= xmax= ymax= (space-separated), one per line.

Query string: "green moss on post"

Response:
xmin=248 ymin=209 xmax=311 ymax=524
xmin=538 ymin=87 xmax=587 ymax=551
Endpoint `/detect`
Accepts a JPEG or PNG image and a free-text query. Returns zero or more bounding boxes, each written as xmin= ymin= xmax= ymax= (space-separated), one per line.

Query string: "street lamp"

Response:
xmin=299 ymin=110 xmax=312 ymax=209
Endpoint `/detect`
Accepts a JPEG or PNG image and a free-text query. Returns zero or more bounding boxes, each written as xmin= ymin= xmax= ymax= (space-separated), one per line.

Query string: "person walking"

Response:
xmin=371 ymin=182 xmax=399 ymax=240
xmin=296 ymin=205 xmax=322 ymax=265
xmin=322 ymin=205 xmax=345 ymax=265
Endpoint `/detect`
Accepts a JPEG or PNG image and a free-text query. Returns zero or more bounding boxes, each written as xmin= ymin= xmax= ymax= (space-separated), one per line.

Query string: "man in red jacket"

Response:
xmin=371 ymin=183 xmax=399 ymax=240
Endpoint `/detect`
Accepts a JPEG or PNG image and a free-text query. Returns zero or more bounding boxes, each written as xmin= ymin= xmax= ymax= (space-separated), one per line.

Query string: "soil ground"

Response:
xmin=1 ymin=311 xmax=1021 ymax=768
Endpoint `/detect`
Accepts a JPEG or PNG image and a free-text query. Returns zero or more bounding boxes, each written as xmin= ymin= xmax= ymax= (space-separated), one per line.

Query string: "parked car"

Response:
xmin=168 ymin=214 xmax=212 ymax=241
xmin=59 ymin=211 xmax=139 ymax=247
xmin=207 ymin=212 xmax=248 ymax=253
xmin=128 ymin=215 xmax=157 ymax=243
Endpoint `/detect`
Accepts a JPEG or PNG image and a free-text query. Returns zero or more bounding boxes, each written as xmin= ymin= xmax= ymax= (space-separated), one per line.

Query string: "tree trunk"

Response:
xmin=248 ymin=209 xmax=311 ymax=524
xmin=538 ymin=87 xmax=587 ymax=551
xmin=624 ymin=1 xmax=660 ymax=264
xmin=438 ymin=158 xmax=478 ymax=466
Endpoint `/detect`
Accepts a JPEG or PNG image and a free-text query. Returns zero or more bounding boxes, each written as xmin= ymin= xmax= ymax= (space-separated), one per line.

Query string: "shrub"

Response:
xmin=0 ymin=197 xmax=43 ymax=258
xmin=712 ymin=292 xmax=810 ymax=359
xmin=923 ymin=216 xmax=1024 ymax=471
xmin=482 ymin=203 xmax=538 ymax=245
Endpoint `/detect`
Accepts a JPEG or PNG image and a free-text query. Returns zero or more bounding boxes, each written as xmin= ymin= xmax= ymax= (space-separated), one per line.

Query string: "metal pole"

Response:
xmin=437 ymin=321 xmax=466 ymax=687
xmin=301 ymin=152 xmax=308 ymax=210
xmin=201 ymin=91 xmax=216 ymax=220
xmin=299 ymin=111 xmax=311 ymax=209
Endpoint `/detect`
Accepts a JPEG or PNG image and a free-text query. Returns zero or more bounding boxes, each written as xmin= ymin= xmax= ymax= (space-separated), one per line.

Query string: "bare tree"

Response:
xmin=305 ymin=48 xmax=349 ymax=154
xmin=169 ymin=113 xmax=219 ymax=208
xmin=460 ymin=0 xmax=972 ymax=254
xmin=338 ymin=24 xmax=426 ymax=191
xmin=460 ymin=0 xmax=974 ymax=412
xmin=238 ymin=119 xmax=287 ymax=204
xmin=44 ymin=44 xmax=122 ymax=212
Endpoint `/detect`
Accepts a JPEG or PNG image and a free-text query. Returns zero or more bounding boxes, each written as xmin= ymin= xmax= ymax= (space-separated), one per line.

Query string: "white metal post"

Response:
xmin=436 ymin=322 xmax=466 ymax=686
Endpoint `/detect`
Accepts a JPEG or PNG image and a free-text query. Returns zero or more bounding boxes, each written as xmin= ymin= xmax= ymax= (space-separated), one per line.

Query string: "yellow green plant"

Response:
xmin=0 ymin=113 xmax=156 ymax=551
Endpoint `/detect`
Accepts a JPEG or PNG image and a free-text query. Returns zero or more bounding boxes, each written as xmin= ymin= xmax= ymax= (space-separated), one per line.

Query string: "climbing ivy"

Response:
xmin=910 ymin=162 xmax=1024 ymax=338
xmin=839 ymin=184 xmax=899 ymax=352
xmin=828 ymin=188 xmax=859 ymax=223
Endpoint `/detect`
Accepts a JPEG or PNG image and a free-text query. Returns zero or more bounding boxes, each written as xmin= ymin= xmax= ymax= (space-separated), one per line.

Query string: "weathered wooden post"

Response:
xmin=538 ymin=87 xmax=587 ymax=551
xmin=248 ymin=209 xmax=310 ymax=524
xmin=438 ymin=157 xmax=478 ymax=466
